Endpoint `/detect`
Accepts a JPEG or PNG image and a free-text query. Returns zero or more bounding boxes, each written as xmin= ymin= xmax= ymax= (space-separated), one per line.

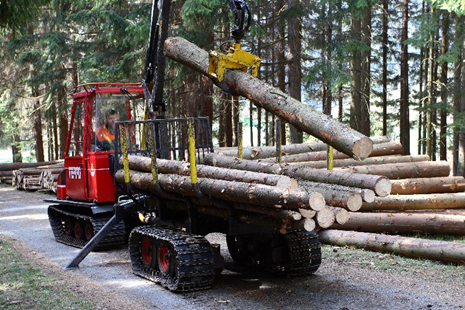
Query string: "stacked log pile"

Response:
xmin=0 ymin=161 xmax=63 ymax=192
xmin=116 ymin=154 xmax=390 ymax=233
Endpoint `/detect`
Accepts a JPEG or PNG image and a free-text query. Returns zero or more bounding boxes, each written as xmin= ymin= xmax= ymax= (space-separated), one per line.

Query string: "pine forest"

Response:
xmin=1 ymin=0 xmax=465 ymax=175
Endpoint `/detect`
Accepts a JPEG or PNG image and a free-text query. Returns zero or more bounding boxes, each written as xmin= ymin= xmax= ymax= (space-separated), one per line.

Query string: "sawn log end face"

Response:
xmin=352 ymin=136 xmax=374 ymax=160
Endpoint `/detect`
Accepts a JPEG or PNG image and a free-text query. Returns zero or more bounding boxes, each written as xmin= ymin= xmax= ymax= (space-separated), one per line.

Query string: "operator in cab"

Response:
xmin=96 ymin=109 xmax=118 ymax=151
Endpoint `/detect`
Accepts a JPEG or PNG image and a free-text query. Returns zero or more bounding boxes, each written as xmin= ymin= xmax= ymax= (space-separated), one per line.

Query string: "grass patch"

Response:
xmin=0 ymin=239 xmax=95 ymax=310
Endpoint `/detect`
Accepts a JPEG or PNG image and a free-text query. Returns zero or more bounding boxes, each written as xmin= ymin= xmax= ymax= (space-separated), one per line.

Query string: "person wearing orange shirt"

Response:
xmin=96 ymin=109 xmax=118 ymax=151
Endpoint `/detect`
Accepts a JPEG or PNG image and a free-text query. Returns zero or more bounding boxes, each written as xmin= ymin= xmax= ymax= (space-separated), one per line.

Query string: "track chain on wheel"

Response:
xmin=129 ymin=226 xmax=215 ymax=292
xmin=48 ymin=205 xmax=126 ymax=251
xmin=278 ymin=230 xmax=321 ymax=277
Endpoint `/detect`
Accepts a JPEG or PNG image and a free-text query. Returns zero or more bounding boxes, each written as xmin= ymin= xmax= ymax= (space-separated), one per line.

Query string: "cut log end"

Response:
xmin=308 ymin=192 xmax=326 ymax=211
xmin=353 ymin=137 xmax=373 ymax=160
xmin=347 ymin=194 xmax=363 ymax=212
xmin=316 ymin=207 xmax=336 ymax=229
xmin=374 ymin=178 xmax=392 ymax=197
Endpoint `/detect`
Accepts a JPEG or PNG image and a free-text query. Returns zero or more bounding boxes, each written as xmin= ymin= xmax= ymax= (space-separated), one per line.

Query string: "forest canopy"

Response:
xmin=1 ymin=0 xmax=465 ymax=176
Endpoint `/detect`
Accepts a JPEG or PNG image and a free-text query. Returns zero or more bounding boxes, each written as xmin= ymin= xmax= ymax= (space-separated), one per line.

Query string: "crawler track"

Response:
xmin=129 ymin=226 xmax=215 ymax=292
xmin=48 ymin=205 xmax=126 ymax=251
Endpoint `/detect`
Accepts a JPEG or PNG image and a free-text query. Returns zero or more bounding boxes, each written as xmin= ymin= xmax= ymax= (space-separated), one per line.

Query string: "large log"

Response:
xmin=331 ymin=212 xmax=465 ymax=235
xmin=263 ymin=142 xmax=403 ymax=163
xmin=337 ymin=161 xmax=451 ymax=179
xmin=361 ymin=193 xmax=465 ymax=211
xmin=216 ymin=136 xmax=392 ymax=160
xmin=299 ymin=181 xmax=363 ymax=211
xmin=115 ymin=170 xmax=320 ymax=210
xmin=0 ymin=160 xmax=63 ymax=172
xmin=391 ymin=176 xmax=465 ymax=194
xmin=164 ymin=37 xmax=373 ymax=160
xmin=296 ymin=155 xmax=430 ymax=169
xmin=318 ymin=230 xmax=465 ymax=264
xmin=124 ymin=155 xmax=294 ymax=188
xmin=204 ymin=153 xmax=392 ymax=197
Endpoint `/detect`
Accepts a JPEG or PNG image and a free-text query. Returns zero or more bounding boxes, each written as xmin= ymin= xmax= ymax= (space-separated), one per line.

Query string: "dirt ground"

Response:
xmin=0 ymin=184 xmax=464 ymax=310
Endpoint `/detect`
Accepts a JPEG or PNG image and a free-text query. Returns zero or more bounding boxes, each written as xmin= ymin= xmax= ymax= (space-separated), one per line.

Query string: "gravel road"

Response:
xmin=0 ymin=184 xmax=464 ymax=309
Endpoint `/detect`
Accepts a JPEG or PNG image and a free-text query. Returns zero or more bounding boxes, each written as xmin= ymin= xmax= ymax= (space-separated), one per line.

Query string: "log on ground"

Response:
xmin=337 ymin=161 xmax=451 ymax=179
xmin=318 ymin=229 xmax=465 ymax=264
xmin=296 ymin=155 xmax=430 ymax=169
xmin=361 ymin=193 xmax=465 ymax=211
xmin=331 ymin=212 xmax=465 ymax=235
xmin=164 ymin=36 xmax=373 ymax=160
xmin=391 ymin=176 xmax=465 ymax=194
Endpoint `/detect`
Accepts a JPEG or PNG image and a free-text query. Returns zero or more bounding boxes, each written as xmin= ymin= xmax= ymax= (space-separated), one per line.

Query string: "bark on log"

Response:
xmin=164 ymin=36 xmax=373 ymax=160
xmin=331 ymin=212 xmax=465 ymax=235
xmin=296 ymin=155 xmax=430 ymax=169
xmin=361 ymin=193 xmax=465 ymax=211
xmin=264 ymin=142 xmax=403 ymax=163
xmin=125 ymin=155 xmax=294 ymax=188
xmin=204 ymin=153 xmax=392 ymax=197
xmin=337 ymin=161 xmax=451 ymax=179
xmin=318 ymin=230 xmax=465 ymax=264
xmin=300 ymin=180 xmax=374 ymax=203
xmin=115 ymin=170 xmax=319 ymax=210
xmin=391 ymin=176 xmax=465 ymax=194
xmin=0 ymin=171 xmax=13 ymax=177
xmin=233 ymin=203 xmax=302 ymax=221
xmin=300 ymin=181 xmax=363 ymax=211
xmin=0 ymin=160 xmax=63 ymax=172
xmin=216 ymin=136 xmax=392 ymax=160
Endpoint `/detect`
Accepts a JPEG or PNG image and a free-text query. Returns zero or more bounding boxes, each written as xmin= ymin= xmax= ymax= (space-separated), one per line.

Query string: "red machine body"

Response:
xmin=60 ymin=83 xmax=144 ymax=203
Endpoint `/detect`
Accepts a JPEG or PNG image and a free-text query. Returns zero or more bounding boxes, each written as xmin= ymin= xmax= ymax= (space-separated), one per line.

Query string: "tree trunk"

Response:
xmin=287 ymin=0 xmax=303 ymax=143
xmin=440 ymin=12 xmax=449 ymax=161
xmin=164 ymin=37 xmax=374 ymax=160
xmin=382 ymin=0 xmax=388 ymax=136
xmin=453 ymin=15 xmax=464 ymax=175
xmin=318 ymin=230 xmax=465 ymax=264
xmin=360 ymin=5 xmax=371 ymax=136
xmin=204 ymin=153 xmax=392 ymax=197
xmin=350 ymin=14 xmax=362 ymax=132
xmin=427 ymin=5 xmax=435 ymax=158
xmin=361 ymin=193 xmax=465 ymax=211
xmin=459 ymin=16 xmax=465 ymax=176
xmin=391 ymin=176 xmax=465 ymax=194
xmin=400 ymin=0 xmax=410 ymax=155
xmin=338 ymin=161 xmax=451 ymax=179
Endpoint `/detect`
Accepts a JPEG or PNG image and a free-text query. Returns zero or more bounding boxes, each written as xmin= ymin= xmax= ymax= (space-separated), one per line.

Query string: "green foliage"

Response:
xmin=432 ymin=0 xmax=465 ymax=15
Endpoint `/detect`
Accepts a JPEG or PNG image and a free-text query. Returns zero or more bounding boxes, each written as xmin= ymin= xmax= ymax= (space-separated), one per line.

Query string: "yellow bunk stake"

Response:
xmin=188 ymin=118 xmax=198 ymax=185
xmin=327 ymin=145 xmax=334 ymax=171
xmin=120 ymin=127 xmax=131 ymax=184
xmin=208 ymin=43 xmax=261 ymax=82
xmin=148 ymin=126 xmax=158 ymax=184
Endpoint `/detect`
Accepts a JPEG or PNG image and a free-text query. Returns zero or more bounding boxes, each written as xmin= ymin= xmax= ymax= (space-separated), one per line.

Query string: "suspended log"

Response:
xmin=300 ymin=180 xmax=374 ymax=203
xmin=124 ymin=155 xmax=294 ymax=188
xmin=216 ymin=136 xmax=392 ymax=160
xmin=361 ymin=193 xmax=465 ymax=211
xmin=391 ymin=176 xmax=465 ymax=194
xmin=164 ymin=36 xmax=373 ymax=160
xmin=337 ymin=161 xmax=451 ymax=179
xmin=264 ymin=142 xmax=403 ymax=163
xmin=115 ymin=170 xmax=320 ymax=210
xmin=318 ymin=230 xmax=465 ymax=264
xmin=300 ymin=181 xmax=363 ymax=211
xmin=297 ymin=155 xmax=430 ymax=169
xmin=204 ymin=153 xmax=392 ymax=197
xmin=331 ymin=212 xmax=465 ymax=236
xmin=0 ymin=171 xmax=13 ymax=177
xmin=0 ymin=160 xmax=63 ymax=172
